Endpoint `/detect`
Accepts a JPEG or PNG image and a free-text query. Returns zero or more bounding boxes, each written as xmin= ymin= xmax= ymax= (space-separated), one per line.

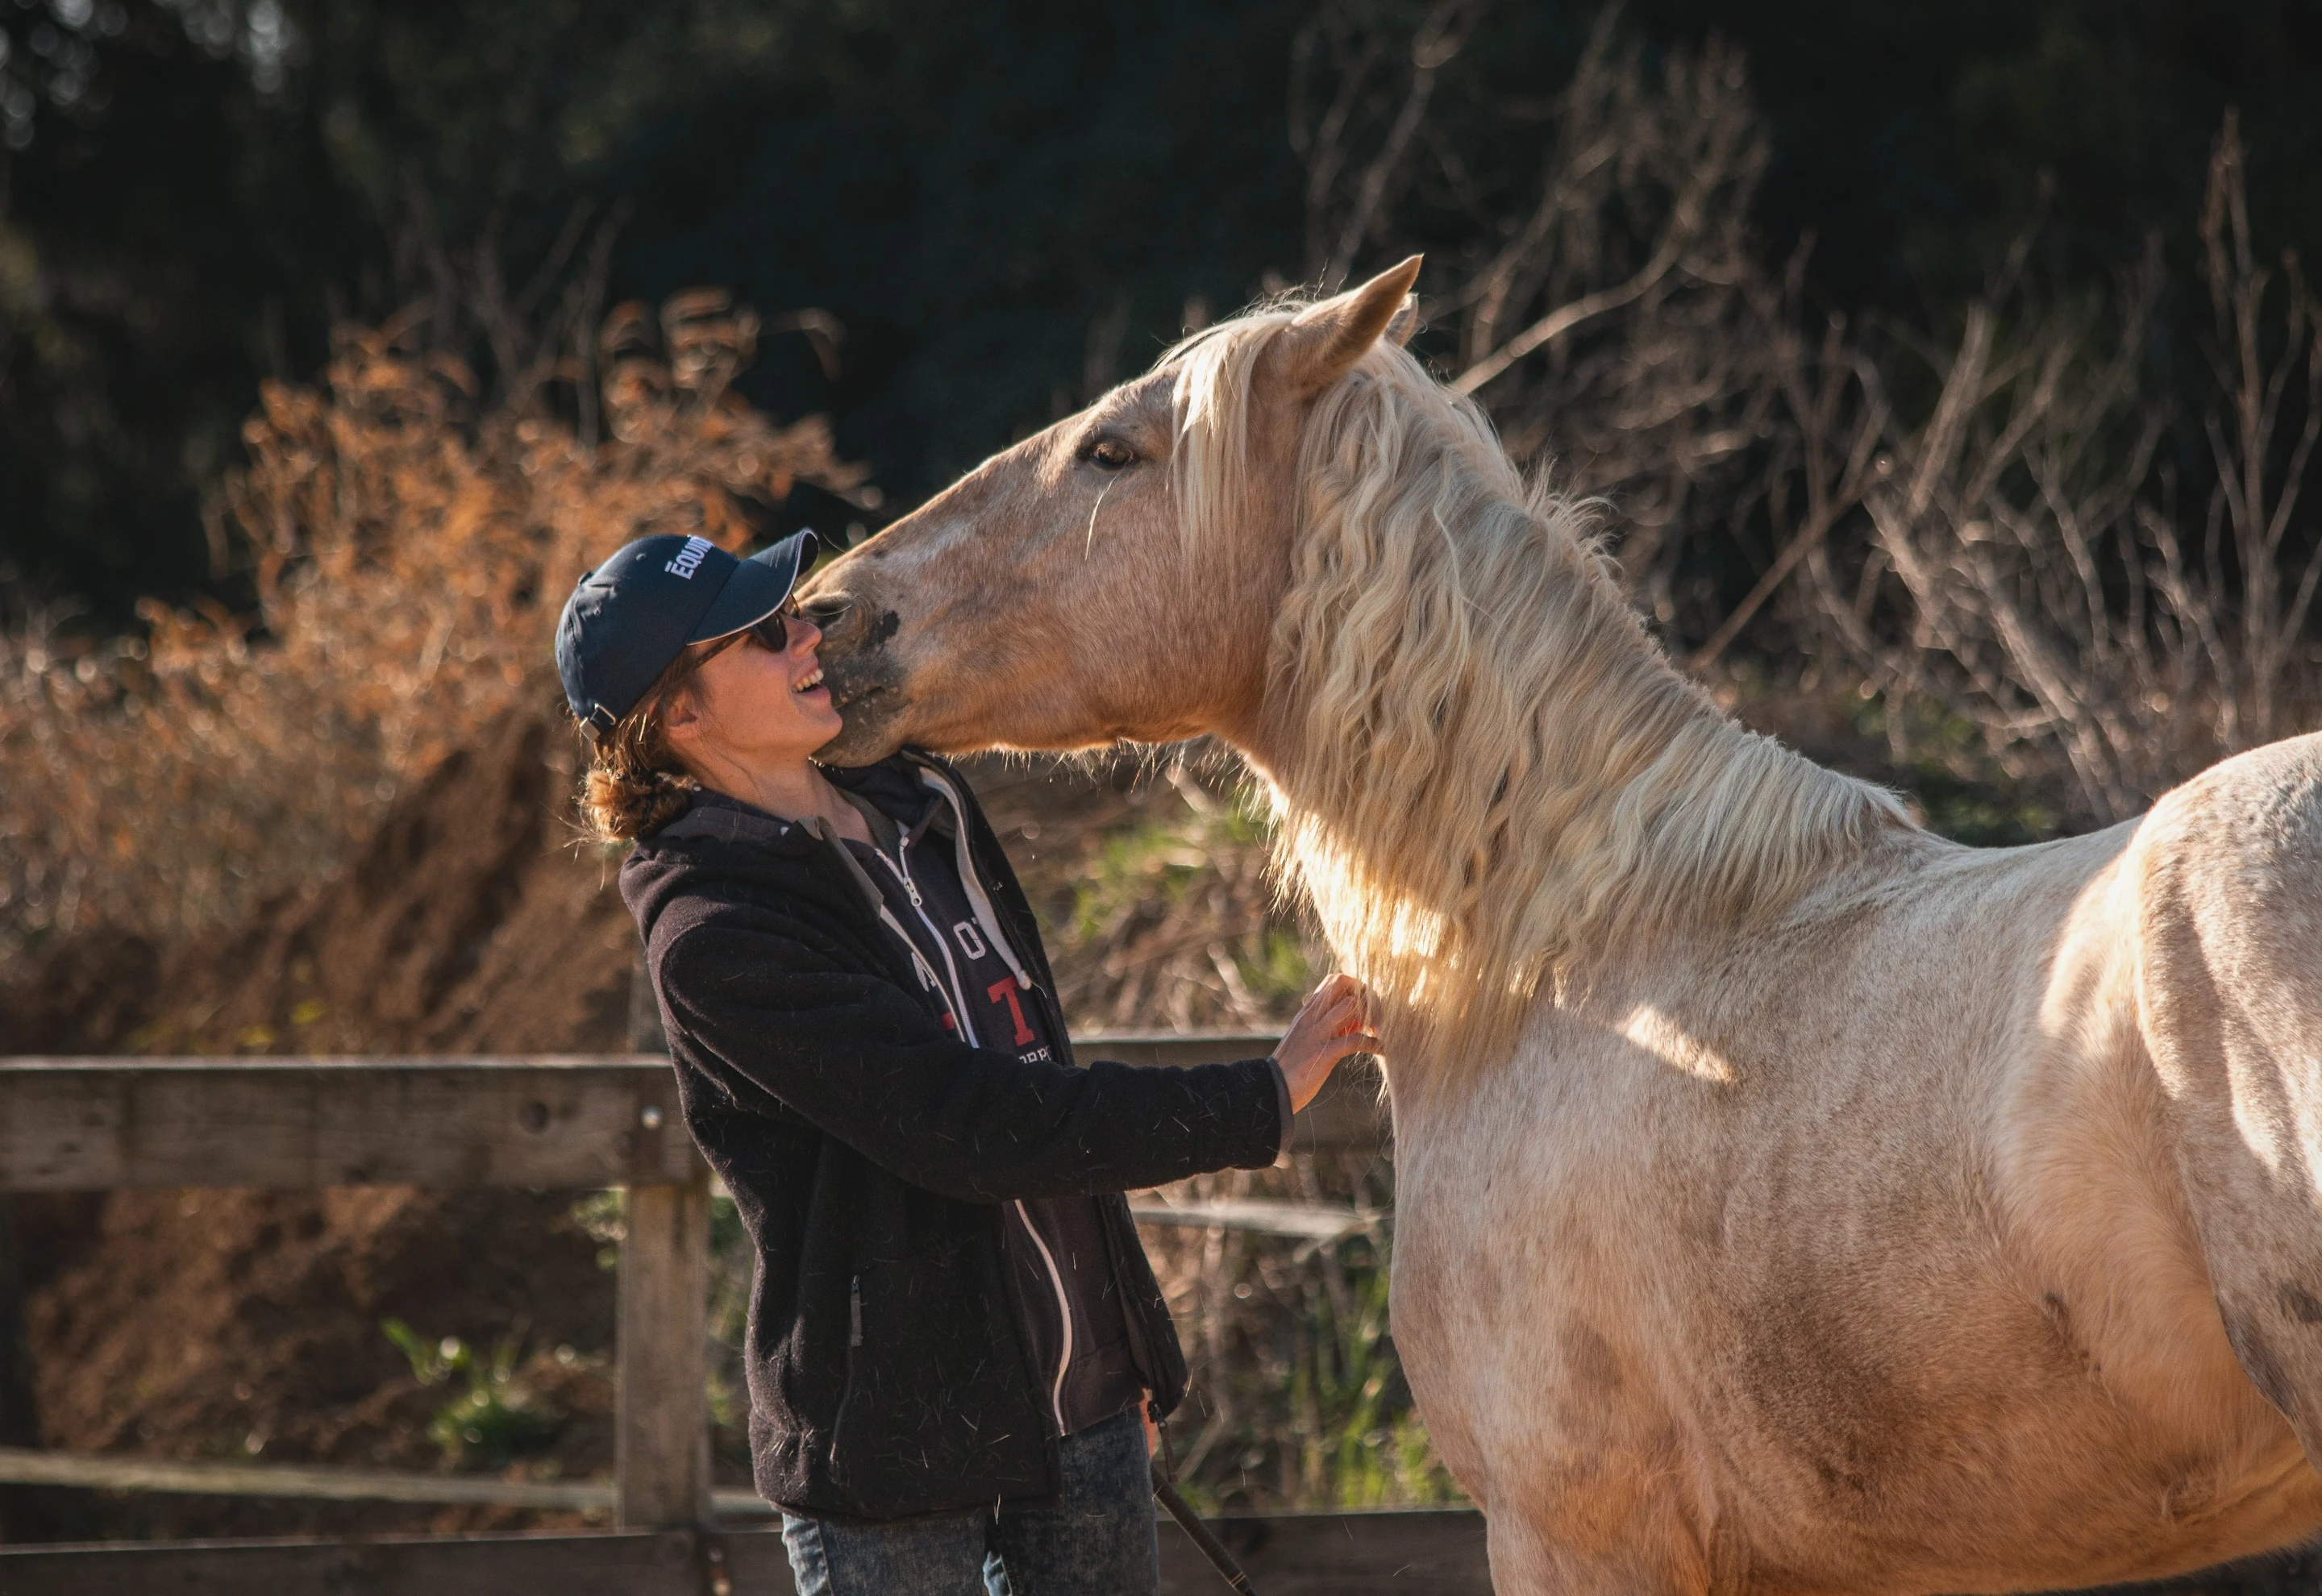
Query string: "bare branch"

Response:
xmin=1319 ymin=1 xmax=1479 ymax=291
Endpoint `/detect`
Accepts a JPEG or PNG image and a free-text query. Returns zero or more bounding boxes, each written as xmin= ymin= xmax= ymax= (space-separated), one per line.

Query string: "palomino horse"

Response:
xmin=802 ymin=259 xmax=2322 ymax=1594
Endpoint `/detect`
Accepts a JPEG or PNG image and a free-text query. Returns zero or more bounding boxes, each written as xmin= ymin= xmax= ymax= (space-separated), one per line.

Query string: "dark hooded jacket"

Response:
xmin=618 ymin=749 xmax=1287 ymax=1520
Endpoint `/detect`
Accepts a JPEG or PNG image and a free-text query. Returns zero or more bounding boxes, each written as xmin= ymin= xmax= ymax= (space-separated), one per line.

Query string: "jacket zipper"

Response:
xmin=915 ymin=767 xmax=1040 ymax=997
xmin=1010 ymin=1199 xmax=1074 ymax=1435
xmin=874 ymin=837 xmax=979 ymax=1045
xmin=848 ymin=1275 xmax=863 ymax=1348
xmin=870 ymin=826 xmax=1080 ymax=1434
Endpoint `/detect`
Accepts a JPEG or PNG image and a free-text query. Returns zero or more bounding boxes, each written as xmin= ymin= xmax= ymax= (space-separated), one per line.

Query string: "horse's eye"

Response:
xmin=1085 ymin=438 xmax=1136 ymax=471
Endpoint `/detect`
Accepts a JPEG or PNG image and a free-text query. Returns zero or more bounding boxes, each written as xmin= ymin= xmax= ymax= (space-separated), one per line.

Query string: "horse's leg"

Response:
xmin=1395 ymin=1109 xmax=1732 ymax=1595
xmin=2135 ymin=743 xmax=2322 ymax=1468
xmin=1397 ymin=1310 xmax=1718 ymax=1594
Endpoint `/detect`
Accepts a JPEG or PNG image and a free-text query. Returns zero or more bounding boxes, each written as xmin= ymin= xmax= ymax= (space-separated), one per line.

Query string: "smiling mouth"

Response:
xmin=792 ymin=666 xmax=826 ymax=695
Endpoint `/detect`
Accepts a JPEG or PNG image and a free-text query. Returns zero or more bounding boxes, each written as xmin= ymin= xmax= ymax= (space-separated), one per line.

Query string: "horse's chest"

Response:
xmin=1384 ymin=1085 xmax=1627 ymax=1394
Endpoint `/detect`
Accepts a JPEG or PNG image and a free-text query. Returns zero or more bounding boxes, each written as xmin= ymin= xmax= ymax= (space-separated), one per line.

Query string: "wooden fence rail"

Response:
xmin=0 ymin=1034 xmax=1420 ymax=1590
xmin=0 ymin=1037 xmax=1384 ymax=1195
xmin=0 ymin=1511 xmax=1492 ymax=1594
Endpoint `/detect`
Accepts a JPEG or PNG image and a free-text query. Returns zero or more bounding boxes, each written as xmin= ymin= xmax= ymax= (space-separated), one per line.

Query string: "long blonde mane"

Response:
xmin=1166 ymin=308 xmax=1916 ymax=1081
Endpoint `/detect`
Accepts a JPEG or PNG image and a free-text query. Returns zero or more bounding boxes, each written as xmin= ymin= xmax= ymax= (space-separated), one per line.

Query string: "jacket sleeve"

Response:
xmin=654 ymin=917 xmax=1285 ymax=1201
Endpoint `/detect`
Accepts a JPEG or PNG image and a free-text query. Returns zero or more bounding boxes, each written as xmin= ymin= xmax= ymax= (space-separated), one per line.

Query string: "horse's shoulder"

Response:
xmin=2120 ymin=735 xmax=2322 ymax=1016
xmin=2133 ymin=734 xmax=2322 ymax=882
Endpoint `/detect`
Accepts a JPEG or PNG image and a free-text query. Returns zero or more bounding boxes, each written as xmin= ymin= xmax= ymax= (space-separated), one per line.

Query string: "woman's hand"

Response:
xmin=1273 ymin=973 xmax=1378 ymax=1114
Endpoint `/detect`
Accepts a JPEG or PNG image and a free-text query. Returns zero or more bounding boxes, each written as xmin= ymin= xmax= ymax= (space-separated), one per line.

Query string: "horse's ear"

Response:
xmin=1272 ymin=256 xmax=1424 ymax=397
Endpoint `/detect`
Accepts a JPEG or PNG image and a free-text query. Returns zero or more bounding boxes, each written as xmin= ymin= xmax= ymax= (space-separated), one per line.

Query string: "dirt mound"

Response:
xmin=131 ymin=709 xmax=639 ymax=1058
xmin=0 ymin=709 xmax=637 ymax=1059
xmin=1 ymin=709 xmax=642 ymax=1543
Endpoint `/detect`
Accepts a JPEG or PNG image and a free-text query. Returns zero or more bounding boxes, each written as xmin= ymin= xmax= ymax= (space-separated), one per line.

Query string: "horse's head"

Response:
xmin=803 ymin=258 xmax=1421 ymax=764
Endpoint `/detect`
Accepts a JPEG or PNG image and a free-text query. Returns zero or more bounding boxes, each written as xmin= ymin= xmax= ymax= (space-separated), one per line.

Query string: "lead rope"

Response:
xmin=1149 ymin=1400 xmax=1260 ymax=1594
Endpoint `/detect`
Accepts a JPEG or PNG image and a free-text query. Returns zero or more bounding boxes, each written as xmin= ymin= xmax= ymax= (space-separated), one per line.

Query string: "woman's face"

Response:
xmin=664 ymin=606 xmax=843 ymax=773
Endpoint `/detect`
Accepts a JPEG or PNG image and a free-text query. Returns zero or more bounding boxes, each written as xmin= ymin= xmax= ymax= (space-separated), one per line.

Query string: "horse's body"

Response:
xmin=801 ymin=260 xmax=2322 ymax=1592
xmin=1394 ymin=750 xmax=2322 ymax=1590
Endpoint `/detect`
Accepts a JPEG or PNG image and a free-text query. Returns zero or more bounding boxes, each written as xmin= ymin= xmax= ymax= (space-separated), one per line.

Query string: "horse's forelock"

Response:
xmin=1160 ymin=308 xmax=1296 ymax=558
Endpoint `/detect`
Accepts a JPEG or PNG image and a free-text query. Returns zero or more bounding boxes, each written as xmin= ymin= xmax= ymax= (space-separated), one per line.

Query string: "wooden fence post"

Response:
xmin=616 ymin=954 xmax=710 ymax=1530
xmin=0 ymin=1197 xmax=35 ymax=1450
xmin=615 ymin=1177 xmax=711 ymax=1528
xmin=0 ymin=1193 xmax=38 ymax=1544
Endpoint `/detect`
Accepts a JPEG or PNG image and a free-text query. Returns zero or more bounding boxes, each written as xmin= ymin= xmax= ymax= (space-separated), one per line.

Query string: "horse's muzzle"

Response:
xmin=809 ymin=599 xmax=909 ymax=764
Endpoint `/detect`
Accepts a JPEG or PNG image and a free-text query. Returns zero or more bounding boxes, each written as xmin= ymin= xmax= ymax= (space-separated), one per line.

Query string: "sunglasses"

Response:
xmin=702 ymin=598 xmax=807 ymax=662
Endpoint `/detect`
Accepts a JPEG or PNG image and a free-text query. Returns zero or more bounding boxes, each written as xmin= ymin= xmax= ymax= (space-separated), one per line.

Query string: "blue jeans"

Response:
xmin=780 ymin=1410 xmax=1157 ymax=1596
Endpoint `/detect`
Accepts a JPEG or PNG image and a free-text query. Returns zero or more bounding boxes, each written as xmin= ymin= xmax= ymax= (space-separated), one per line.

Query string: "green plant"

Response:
xmin=381 ymin=1318 xmax=562 ymax=1469
xmin=1058 ymin=770 xmax=1321 ymax=1032
xmin=573 ymin=1184 xmax=754 ymax=1456
xmin=1855 ymin=694 xmax=2063 ymax=846
xmin=1292 ymin=1241 xmax=1463 ymax=1508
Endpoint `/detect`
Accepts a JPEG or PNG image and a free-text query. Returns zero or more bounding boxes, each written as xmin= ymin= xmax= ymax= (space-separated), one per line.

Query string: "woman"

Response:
xmin=555 ymin=530 xmax=1375 ymax=1595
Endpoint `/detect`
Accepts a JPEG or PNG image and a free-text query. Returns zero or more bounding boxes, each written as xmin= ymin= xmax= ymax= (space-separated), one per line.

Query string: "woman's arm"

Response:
xmin=655 ymin=918 xmax=1287 ymax=1200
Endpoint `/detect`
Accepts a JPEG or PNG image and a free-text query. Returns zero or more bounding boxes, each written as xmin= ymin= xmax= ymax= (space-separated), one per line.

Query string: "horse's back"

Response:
xmin=2127 ymin=732 xmax=2322 ymax=1469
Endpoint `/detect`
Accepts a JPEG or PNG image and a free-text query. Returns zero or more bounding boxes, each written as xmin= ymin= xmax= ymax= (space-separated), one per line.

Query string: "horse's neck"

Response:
xmin=1243 ymin=555 xmax=1909 ymax=1074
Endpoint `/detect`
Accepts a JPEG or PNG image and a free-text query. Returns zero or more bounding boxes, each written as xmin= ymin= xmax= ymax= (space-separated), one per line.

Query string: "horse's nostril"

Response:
xmin=803 ymin=596 xmax=852 ymax=631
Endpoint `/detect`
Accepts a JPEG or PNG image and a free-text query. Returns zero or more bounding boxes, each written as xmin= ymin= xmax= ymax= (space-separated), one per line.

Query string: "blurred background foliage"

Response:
xmin=2 ymin=0 xmax=2317 ymax=621
xmin=7 ymin=0 xmax=2322 ymax=998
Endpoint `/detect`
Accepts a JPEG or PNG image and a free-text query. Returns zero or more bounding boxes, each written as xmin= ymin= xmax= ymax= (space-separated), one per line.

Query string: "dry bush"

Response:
xmin=1791 ymin=115 xmax=2322 ymax=823
xmin=0 ymin=280 xmax=868 ymax=975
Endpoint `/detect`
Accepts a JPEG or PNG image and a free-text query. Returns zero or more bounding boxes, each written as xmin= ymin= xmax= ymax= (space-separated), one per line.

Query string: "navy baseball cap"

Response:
xmin=556 ymin=528 xmax=819 ymax=734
